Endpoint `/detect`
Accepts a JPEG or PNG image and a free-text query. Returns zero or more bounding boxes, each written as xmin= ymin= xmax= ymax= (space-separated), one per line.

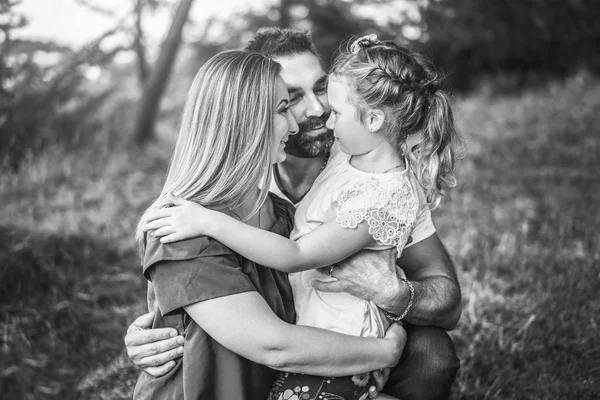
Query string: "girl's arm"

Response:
xmin=184 ymin=290 xmax=405 ymax=376
xmin=208 ymin=211 xmax=373 ymax=272
xmin=143 ymin=197 xmax=375 ymax=273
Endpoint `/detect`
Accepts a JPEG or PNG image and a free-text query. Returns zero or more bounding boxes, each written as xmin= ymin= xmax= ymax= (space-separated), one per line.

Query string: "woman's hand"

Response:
xmin=382 ymin=323 xmax=407 ymax=368
xmin=364 ymin=368 xmax=393 ymax=399
xmin=124 ymin=312 xmax=185 ymax=377
xmin=141 ymin=193 xmax=213 ymax=243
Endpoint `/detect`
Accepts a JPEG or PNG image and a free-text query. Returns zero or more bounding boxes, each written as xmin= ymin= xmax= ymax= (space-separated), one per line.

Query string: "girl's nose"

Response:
xmin=325 ymin=113 xmax=335 ymax=130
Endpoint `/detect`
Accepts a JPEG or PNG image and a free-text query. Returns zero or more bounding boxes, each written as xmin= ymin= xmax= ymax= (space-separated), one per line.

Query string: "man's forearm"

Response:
xmin=377 ymin=233 xmax=462 ymax=330
xmin=376 ymin=273 xmax=461 ymax=330
xmin=313 ymin=234 xmax=462 ymax=330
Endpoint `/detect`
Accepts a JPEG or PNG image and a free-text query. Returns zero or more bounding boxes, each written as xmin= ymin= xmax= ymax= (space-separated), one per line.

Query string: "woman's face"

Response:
xmin=272 ymin=77 xmax=299 ymax=164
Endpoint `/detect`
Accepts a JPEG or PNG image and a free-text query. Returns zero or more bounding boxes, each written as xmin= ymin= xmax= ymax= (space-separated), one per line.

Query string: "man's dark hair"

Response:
xmin=245 ymin=27 xmax=321 ymax=61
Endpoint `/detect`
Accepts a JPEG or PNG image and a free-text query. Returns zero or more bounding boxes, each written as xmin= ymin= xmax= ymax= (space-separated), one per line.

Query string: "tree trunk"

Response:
xmin=133 ymin=0 xmax=149 ymax=86
xmin=132 ymin=0 xmax=194 ymax=145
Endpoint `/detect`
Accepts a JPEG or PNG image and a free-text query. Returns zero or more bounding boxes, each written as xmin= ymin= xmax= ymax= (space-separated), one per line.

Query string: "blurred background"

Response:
xmin=1 ymin=0 xmax=599 ymax=398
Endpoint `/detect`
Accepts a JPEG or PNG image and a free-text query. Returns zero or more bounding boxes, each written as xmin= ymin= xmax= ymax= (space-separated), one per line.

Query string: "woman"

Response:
xmin=132 ymin=50 xmax=405 ymax=399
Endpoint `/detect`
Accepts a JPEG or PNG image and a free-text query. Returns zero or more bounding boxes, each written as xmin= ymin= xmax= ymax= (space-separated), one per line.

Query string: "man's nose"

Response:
xmin=287 ymin=112 xmax=299 ymax=134
xmin=304 ymin=94 xmax=325 ymax=118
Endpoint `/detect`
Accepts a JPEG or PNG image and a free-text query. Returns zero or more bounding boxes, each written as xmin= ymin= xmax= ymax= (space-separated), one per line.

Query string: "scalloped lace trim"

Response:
xmin=335 ymin=176 xmax=418 ymax=256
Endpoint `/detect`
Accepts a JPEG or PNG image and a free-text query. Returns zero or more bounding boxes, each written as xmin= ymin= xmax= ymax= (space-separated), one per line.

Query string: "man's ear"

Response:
xmin=367 ymin=109 xmax=385 ymax=133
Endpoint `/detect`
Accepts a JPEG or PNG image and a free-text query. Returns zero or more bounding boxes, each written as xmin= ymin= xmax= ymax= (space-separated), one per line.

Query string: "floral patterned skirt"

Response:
xmin=266 ymin=371 xmax=375 ymax=400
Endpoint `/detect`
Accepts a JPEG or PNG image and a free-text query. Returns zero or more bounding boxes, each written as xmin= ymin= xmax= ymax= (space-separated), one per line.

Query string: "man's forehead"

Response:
xmin=273 ymin=52 xmax=327 ymax=89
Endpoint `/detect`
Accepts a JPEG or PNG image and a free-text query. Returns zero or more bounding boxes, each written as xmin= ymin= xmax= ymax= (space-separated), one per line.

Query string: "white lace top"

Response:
xmin=288 ymin=142 xmax=426 ymax=338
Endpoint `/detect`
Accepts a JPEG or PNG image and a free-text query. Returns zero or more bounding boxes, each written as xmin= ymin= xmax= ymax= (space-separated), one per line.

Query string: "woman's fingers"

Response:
xmin=368 ymin=385 xmax=378 ymax=399
xmin=371 ymin=367 xmax=391 ymax=392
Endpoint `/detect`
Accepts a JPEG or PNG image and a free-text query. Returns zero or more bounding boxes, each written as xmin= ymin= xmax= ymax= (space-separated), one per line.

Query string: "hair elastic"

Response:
xmin=350 ymin=33 xmax=381 ymax=55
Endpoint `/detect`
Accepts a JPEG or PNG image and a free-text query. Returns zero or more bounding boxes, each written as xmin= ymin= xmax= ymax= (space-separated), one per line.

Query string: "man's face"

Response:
xmin=273 ymin=52 xmax=334 ymax=158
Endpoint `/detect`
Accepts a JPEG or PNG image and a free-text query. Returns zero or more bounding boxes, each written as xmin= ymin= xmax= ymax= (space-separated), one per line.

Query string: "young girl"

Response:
xmin=144 ymin=35 xmax=461 ymax=400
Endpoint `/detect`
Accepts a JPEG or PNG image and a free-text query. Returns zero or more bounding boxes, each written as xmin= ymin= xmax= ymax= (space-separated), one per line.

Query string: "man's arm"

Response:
xmin=312 ymin=233 xmax=461 ymax=330
xmin=386 ymin=233 xmax=461 ymax=329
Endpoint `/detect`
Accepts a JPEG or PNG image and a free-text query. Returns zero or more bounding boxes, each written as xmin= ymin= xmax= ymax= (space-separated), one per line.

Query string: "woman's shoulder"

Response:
xmin=142 ymin=234 xmax=234 ymax=276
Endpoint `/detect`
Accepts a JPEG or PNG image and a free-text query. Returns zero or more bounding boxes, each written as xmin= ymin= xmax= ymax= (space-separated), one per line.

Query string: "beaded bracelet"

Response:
xmin=381 ymin=278 xmax=415 ymax=322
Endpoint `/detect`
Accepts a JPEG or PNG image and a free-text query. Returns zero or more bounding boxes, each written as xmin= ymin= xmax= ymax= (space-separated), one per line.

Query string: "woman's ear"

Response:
xmin=367 ymin=109 xmax=385 ymax=133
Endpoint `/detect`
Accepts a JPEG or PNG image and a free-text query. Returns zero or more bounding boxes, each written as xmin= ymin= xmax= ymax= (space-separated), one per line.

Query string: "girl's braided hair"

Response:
xmin=331 ymin=35 xmax=464 ymax=208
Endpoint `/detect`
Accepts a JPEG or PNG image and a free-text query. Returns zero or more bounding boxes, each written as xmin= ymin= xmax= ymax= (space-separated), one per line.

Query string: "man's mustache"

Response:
xmin=298 ymin=112 xmax=331 ymax=133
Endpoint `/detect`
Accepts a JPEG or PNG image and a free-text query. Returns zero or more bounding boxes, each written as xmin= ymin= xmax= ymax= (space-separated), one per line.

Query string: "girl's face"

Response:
xmin=325 ymin=76 xmax=384 ymax=155
xmin=272 ymin=77 xmax=299 ymax=164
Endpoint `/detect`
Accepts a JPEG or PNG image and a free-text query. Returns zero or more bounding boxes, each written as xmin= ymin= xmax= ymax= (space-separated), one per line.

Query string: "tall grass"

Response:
xmin=0 ymin=71 xmax=598 ymax=399
xmin=440 ymin=71 xmax=600 ymax=399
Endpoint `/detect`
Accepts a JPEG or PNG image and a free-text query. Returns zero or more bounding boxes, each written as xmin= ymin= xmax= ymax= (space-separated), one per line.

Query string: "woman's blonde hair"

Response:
xmin=331 ymin=38 xmax=464 ymax=208
xmin=135 ymin=50 xmax=281 ymax=256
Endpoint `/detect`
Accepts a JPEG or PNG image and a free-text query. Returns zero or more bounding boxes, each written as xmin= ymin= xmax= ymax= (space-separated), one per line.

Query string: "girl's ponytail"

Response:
xmin=406 ymin=88 xmax=463 ymax=208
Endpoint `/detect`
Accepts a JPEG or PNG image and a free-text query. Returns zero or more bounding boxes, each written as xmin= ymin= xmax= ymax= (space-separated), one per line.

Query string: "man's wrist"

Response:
xmin=374 ymin=270 xmax=407 ymax=313
xmin=380 ymin=278 xmax=415 ymax=322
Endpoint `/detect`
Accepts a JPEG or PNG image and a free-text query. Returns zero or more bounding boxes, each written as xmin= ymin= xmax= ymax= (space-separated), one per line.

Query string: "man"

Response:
xmin=126 ymin=28 xmax=461 ymax=399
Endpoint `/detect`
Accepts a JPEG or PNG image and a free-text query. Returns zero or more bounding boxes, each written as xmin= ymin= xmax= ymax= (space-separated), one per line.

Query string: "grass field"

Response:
xmin=1 ymin=71 xmax=598 ymax=399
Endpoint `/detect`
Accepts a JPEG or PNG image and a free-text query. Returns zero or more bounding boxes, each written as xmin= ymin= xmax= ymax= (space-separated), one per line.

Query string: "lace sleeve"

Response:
xmin=335 ymin=175 xmax=419 ymax=256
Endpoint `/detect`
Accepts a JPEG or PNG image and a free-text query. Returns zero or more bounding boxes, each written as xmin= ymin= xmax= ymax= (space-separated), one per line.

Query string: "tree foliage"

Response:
xmin=421 ymin=0 xmax=600 ymax=90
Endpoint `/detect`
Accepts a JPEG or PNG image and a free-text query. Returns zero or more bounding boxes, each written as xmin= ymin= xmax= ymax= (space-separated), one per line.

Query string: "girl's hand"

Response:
xmin=141 ymin=193 xmax=213 ymax=243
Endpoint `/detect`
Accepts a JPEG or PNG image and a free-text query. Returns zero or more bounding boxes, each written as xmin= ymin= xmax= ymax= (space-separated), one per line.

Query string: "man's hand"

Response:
xmin=312 ymin=248 xmax=403 ymax=307
xmin=312 ymin=233 xmax=462 ymax=330
xmin=124 ymin=312 xmax=184 ymax=377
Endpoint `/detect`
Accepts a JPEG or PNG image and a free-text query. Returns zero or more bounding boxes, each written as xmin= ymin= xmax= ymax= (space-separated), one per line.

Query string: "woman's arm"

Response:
xmin=184 ymin=290 xmax=405 ymax=376
xmin=143 ymin=198 xmax=374 ymax=273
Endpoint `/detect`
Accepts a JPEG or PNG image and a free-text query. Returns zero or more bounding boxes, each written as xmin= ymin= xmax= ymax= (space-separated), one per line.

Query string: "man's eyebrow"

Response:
xmin=287 ymin=87 xmax=303 ymax=95
xmin=313 ymin=75 xmax=328 ymax=88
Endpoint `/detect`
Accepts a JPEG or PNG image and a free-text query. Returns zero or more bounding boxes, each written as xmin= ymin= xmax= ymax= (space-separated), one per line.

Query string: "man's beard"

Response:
xmin=284 ymin=114 xmax=335 ymax=158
